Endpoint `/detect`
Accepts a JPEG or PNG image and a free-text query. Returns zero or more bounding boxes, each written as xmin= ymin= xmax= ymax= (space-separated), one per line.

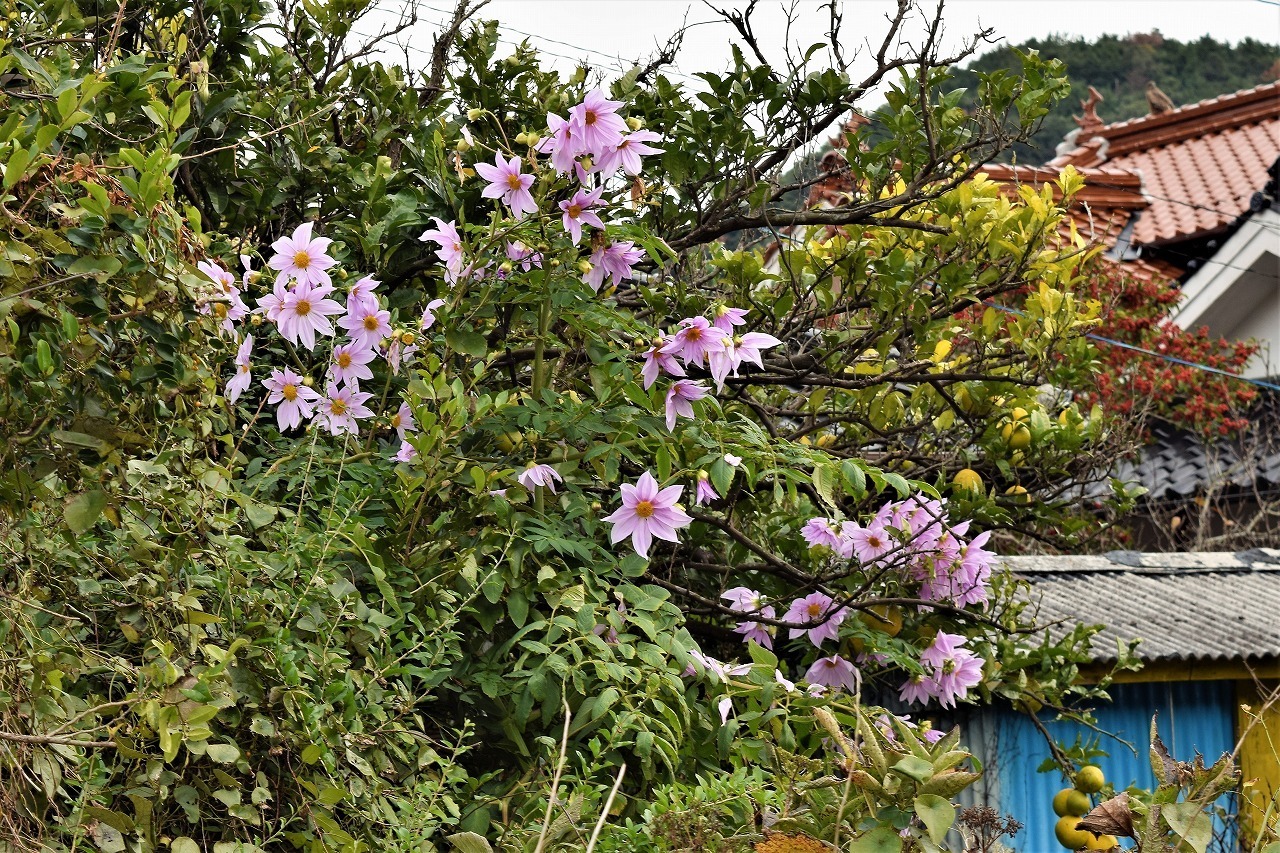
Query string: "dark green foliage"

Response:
xmin=950 ymin=32 xmax=1280 ymax=163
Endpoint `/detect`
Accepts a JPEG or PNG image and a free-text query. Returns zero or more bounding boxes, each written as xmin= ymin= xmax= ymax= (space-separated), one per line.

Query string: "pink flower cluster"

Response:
xmin=801 ymin=495 xmax=995 ymax=609
xmin=898 ymin=631 xmax=985 ymax=709
xmin=203 ymin=223 xmax=434 ymax=455
xmin=643 ymin=306 xmax=782 ymax=432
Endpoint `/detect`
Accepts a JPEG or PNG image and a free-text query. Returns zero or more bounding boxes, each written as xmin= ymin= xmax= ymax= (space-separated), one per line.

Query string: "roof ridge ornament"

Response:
xmin=1074 ymin=85 xmax=1106 ymax=136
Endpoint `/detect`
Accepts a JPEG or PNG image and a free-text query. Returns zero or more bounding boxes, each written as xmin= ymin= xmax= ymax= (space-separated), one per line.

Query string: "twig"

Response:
xmin=584 ymin=762 xmax=626 ymax=853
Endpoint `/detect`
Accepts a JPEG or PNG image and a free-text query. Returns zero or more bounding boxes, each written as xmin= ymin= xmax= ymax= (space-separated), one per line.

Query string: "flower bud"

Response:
xmin=249 ymin=314 xmax=263 ymax=326
xmin=301 ymin=375 xmax=314 ymax=387
xmin=455 ymin=138 xmax=472 ymax=152
xmin=514 ymin=131 xmax=529 ymax=145
xmin=697 ymin=469 xmax=710 ymax=481
xmin=499 ymin=261 xmax=513 ymax=274
xmin=626 ymin=116 xmax=643 ymax=130
xmin=548 ymin=258 xmax=561 ymax=268
xmin=336 ymin=268 xmax=348 ymax=280
xmin=577 ymin=260 xmax=592 ymax=275
xmin=401 ymin=332 xmax=415 ymax=345
xmin=466 ymin=108 xmax=483 ymax=120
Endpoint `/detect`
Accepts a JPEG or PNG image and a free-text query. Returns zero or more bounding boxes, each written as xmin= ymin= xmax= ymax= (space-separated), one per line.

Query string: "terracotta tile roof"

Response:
xmin=1049 ymin=81 xmax=1280 ymax=247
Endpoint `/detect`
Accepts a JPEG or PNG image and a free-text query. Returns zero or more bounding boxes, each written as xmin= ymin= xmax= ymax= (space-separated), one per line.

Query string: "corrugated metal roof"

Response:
xmin=1006 ymin=549 xmax=1280 ymax=663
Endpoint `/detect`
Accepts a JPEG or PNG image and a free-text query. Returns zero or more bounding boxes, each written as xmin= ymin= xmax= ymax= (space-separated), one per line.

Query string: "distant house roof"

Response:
xmin=1006 ymin=549 xmax=1280 ymax=665
xmin=1049 ymin=82 xmax=1280 ymax=249
xmin=1115 ymin=417 xmax=1280 ymax=502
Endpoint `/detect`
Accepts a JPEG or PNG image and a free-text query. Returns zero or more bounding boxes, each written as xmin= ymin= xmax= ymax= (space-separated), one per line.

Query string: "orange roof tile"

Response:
xmin=1048 ymin=81 xmax=1280 ymax=247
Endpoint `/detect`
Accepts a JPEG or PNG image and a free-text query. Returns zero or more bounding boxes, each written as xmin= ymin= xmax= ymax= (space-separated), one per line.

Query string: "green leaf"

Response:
xmin=66 ymin=254 xmax=123 ymax=280
xmin=4 ymin=146 xmax=31 ymax=189
xmin=446 ymin=328 xmax=487 ymax=358
xmin=36 ymin=338 xmax=53 ymax=375
xmin=172 ymin=839 xmax=200 ymax=853
xmin=891 ymin=755 xmax=934 ymax=783
xmin=1163 ymin=802 xmax=1212 ymax=853
xmin=52 ymin=430 xmax=112 ymax=454
xmin=447 ymin=831 xmax=494 ymax=853
xmin=848 ymin=826 xmax=903 ymax=853
xmin=205 ymin=743 xmax=241 ymax=764
xmin=64 ymin=490 xmax=107 ymax=534
xmin=914 ymin=794 xmax=955 ymax=845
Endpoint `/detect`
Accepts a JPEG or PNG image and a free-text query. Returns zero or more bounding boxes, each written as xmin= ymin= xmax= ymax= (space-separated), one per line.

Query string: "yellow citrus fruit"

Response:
xmin=952 ymin=468 xmax=983 ymax=493
xmin=1004 ymin=485 xmax=1031 ymax=504
xmin=1054 ymin=816 xmax=1093 ymax=850
xmin=1075 ymin=765 xmax=1105 ymax=794
xmin=495 ymin=431 xmax=523 ymax=453
xmin=858 ymin=605 xmax=903 ymax=638
xmin=1086 ymin=835 xmax=1118 ymax=850
xmin=815 ymin=433 xmax=836 ymax=448
xmin=1002 ymin=421 xmax=1032 ymax=449
xmin=1053 ymin=788 xmax=1091 ymax=817
xmin=1011 ymin=406 xmax=1029 ymax=421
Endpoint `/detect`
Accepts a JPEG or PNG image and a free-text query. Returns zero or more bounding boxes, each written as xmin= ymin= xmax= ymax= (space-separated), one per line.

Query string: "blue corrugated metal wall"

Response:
xmin=978 ymin=681 xmax=1237 ymax=852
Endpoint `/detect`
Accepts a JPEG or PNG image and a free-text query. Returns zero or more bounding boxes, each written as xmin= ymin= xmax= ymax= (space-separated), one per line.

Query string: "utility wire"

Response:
xmin=984 ymin=301 xmax=1280 ymax=393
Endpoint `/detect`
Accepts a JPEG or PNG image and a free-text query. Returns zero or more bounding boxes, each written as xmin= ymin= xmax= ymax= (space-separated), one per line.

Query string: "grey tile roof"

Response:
xmin=1005 ymin=549 xmax=1280 ymax=664
xmin=1113 ymin=420 xmax=1280 ymax=503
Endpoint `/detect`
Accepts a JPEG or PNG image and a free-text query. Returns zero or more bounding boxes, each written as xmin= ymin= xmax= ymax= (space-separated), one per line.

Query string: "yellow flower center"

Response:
xmin=567 ymin=203 xmax=582 ymax=218
xmin=867 ymin=535 xmax=883 ymax=548
xmin=506 ymin=173 xmax=523 ymax=190
xmin=337 ymin=352 xmax=352 ymax=368
xmin=238 ymin=364 xmax=249 ymax=374
xmin=807 ymin=602 xmax=823 ymax=618
xmin=633 ymin=500 xmax=655 ymax=519
xmin=330 ymin=398 xmax=347 ymax=416
xmin=282 ymin=383 xmax=298 ymax=402
xmin=214 ymin=303 xmax=228 ymax=318
xmin=390 ymin=412 xmax=402 ymax=428
xmin=293 ymin=250 xmax=311 ymax=269
xmin=294 ymin=299 xmax=311 ymax=317
xmin=363 ymin=315 xmax=380 ymax=331
xmin=584 ymin=109 xmax=597 ymax=126
xmin=685 ymin=327 xmax=702 ymax=341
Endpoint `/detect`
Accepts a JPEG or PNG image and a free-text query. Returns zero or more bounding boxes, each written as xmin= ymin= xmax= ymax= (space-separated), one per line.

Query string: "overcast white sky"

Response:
xmin=370 ymin=0 xmax=1279 ymax=84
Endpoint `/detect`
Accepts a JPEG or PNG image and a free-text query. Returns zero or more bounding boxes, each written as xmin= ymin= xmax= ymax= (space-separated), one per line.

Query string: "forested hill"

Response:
xmin=950 ymin=31 xmax=1279 ymax=164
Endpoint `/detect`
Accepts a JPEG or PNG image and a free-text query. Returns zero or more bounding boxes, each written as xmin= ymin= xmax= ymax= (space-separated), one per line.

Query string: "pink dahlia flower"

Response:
xmin=329 ymin=340 xmax=376 ymax=387
xmin=805 ymin=654 xmax=859 ymax=693
xmin=346 ymin=275 xmax=380 ymax=315
xmin=662 ymin=317 xmax=727 ymax=368
xmin=276 ymin=281 xmax=344 ymax=350
xmin=419 ymin=217 xmax=465 ymax=284
xmin=583 ymin=240 xmax=644 ymax=292
xmin=476 ymin=152 xmax=537 ymax=219
xmin=389 ymin=401 xmax=416 ymax=440
xmin=558 ymin=186 xmax=604 ymax=245
xmin=264 ymin=368 xmax=320 ymax=431
xmin=665 ymin=379 xmax=709 ymax=430
xmin=598 ymin=129 xmax=664 ymax=177
xmin=225 ymin=334 xmax=254 ymax=403
xmin=420 ymin=297 xmax=446 ymax=331
xmin=603 ymin=471 xmax=692 ymax=558
xmin=317 ymin=382 xmax=374 ymax=436
xmin=517 ymin=462 xmax=563 ymax=494
xmin=784 ymin=591 xmax=846 ymax=647
xmin=569 ymin=88 xmax=627 ymax=154
xmin=640 ymin=336 xmax=685 ymax=390
xmin=338 ymin=304 xmax=392 ymax=350
xmin=268 ymin=222 xmax=336 ymax=288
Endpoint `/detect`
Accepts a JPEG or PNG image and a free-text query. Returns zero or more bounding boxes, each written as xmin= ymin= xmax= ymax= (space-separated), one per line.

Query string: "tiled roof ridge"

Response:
xmin=1054 ymin=81 xmax=1280 ymax=165
xmin=1004 ymin=548 xmax=1280 ymax=575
